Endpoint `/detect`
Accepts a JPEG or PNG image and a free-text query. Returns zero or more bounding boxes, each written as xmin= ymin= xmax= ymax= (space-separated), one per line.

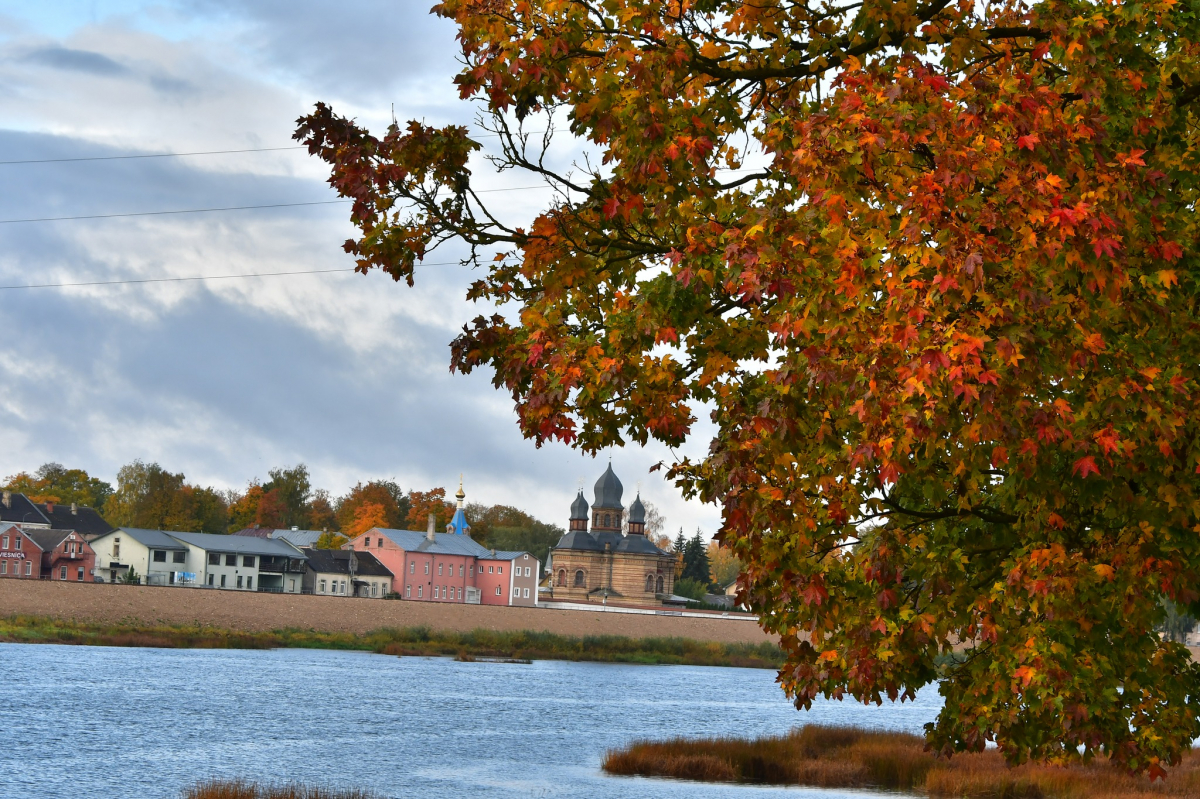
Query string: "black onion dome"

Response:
xmin=628 ymin=493 xmax=646 ymax=524
xmin=570 ymin=490 xmax=589 ymax=521
xmin=555 ymin=529 xmax=602 ymax=551
xmin=592 ymin=463 xmax=624 ymax=509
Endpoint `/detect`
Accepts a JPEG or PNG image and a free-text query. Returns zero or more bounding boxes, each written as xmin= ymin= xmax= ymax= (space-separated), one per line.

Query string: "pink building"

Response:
xmin=344 ymin=483 xmax=539 ymax=607
xmin=0 ymin=524 xmax=95 ymax=581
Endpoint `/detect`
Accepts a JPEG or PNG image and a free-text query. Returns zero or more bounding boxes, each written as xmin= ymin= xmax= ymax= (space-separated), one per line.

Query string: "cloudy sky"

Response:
xmin=0 ymin=0 xmax=720 ymax=535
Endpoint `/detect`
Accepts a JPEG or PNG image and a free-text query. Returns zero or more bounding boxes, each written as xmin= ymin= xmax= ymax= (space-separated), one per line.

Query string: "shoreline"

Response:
xmin=0 ymin=614 xmax=786 ymax=669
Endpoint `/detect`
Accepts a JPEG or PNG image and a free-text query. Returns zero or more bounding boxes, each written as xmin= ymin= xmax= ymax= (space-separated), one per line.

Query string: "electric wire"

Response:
xmin=0 ymin=260 xmax=472 ymax=291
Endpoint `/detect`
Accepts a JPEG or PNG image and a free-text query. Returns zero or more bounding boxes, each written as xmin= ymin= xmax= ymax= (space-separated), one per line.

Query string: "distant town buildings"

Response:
xmin=0 ymin=522 xmax=95 ymax=581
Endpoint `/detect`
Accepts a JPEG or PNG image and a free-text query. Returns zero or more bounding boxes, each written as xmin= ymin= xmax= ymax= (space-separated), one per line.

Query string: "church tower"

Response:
xmin=627 ymin=493 xmax=646 ymax=536
xmin=590 ymin=463 xmax=624 ymax=535
xmin=446 ymin=476 xmax=471 ymax=536
xmin=568 ymin=490 xmax=589 ymax=531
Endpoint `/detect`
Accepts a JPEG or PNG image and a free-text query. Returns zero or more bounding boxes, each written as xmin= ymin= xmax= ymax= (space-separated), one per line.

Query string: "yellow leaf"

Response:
xmin=1157 ymin=269 xmax=1178 ymax=288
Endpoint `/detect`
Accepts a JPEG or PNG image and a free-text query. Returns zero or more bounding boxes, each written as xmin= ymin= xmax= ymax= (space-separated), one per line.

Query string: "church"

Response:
xmin=545 ymin=464 xmax=677 ymax=605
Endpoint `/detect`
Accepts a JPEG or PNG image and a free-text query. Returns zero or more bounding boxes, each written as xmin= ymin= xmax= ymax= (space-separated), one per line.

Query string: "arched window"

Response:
xmin=645 ymin=575 xmax=655 ymax=592
xmin=574 ymin=570 xmax=586 ymax=588
xmin=557 ymin=569 xmax=566 ymax=586
xmin=656 ymin=576 xmax=664 ymax=593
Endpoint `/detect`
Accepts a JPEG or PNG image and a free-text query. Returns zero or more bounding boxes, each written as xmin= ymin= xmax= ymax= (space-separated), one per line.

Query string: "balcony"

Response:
xmin=258 ymin=560 xmax=305 ymax=574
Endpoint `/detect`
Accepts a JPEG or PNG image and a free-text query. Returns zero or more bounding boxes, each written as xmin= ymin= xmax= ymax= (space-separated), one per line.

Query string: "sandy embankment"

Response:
xmin=0 ymin=579 xmax=775 ymax=645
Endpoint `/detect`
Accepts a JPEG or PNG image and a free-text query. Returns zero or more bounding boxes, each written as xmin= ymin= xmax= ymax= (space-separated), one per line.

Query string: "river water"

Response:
xmin=1 ymin=643 xmax=944 ymax=798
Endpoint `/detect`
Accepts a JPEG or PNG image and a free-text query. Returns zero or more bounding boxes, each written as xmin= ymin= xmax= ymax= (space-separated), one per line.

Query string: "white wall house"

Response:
xmin=89 ymin=528 xmax=307 ymax=592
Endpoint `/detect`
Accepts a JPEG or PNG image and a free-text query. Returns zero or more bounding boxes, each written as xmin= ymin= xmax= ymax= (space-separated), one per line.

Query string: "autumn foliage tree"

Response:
xmin=298 ymin=0 xmax=1200 ymax=774
xmin=405 ymin=488 xmax=455 ymax=531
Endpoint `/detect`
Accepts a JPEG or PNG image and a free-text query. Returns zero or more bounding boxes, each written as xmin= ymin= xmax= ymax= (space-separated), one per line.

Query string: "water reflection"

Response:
xmin=0 ymin=643 xmax=943 ymax=798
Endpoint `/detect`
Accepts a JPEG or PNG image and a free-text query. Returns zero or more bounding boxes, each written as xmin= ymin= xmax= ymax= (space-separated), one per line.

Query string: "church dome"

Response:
xmin=628 ymin=494 xmax=645 ymax=524
xmin=570 ymin=490 xmax=589 ymax=521
xmin=592 ymin=463 xmax=624 ymax=509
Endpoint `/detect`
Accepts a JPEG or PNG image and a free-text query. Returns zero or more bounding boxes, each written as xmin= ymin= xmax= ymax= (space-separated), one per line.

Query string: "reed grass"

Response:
xmin=182 ymin=779 xmax=379 ymax=799
xmin=603 ymin=725 xmax=1200 ymax=798
xmin=0 ymin=615 xmax=784 ymax=669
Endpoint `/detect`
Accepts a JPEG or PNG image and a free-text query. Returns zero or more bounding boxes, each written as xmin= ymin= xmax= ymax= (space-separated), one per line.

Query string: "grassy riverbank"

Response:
xmin=0 ymin=614 xmax=784 ymax=668
xmin=603 ymin=725 xmax=1200 ymax=798
xmin=184 ymin=780 xmax=378 ymax=799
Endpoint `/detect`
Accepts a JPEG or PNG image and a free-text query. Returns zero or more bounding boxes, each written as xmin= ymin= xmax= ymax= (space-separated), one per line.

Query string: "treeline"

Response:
xmin=2 ymin=461 xmax=564 ymax=564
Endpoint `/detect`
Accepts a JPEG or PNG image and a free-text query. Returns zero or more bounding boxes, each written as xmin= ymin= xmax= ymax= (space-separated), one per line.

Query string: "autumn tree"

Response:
xmin=308 ymin=489 xmax=338 ymax=531
xmin=405 ymin=488 xmax=454 ymax=531
xmin=707 ymin=541 xmax=743 ymax=589
xmin=336 ymin=480 xmax=408 ymax=531
xmin=315 ymin=531 xmax=349 ymax=550
xmin=227 ymin=484 xmax=264 ymax=531
xmin=106 ymin=460 xmax=227 ymax=534
xmin=261 ymin=464 xmax=312 ymax=529
xmin=3 ymin=463 xmax=114 ymax=511
xmin=298 ymin=0 xmax=1200 ymax=773
xmin=344 ymin=501 xmax=389 ymax=537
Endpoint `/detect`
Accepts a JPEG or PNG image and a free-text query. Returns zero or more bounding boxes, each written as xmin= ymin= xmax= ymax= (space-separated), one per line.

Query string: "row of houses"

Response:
xmin=0 ymin=485 xmax=542 ymax=607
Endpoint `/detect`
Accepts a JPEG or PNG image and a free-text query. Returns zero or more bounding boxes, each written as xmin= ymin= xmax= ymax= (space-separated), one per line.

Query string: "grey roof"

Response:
xmin=167 ymin=531 xmax=306 ymax=559
xmin=554 ymin=529 xmax=602 ymax=551
xmin=569 ymin=490 xmax=589 ymax=521
xmin=489 ymin=550 xmax=536 ymax=562
xmin=301 ymin=548 xmax=394 ymax=578
xmin=615 ymin=534 xmax=669 ymax=555
xmin=37 ymin=502 xmax=114 ymax=538
xmin=270 ymin=529 xmax=324 ymax=548
xmin=593 ymin=530 xmax=623 ymax=550
xmin=373 ymin=528 xmax=493 ymax=558
xmin=24 ymin=528 xmax=73 ymax=552
xmin=628 ymin=494 xmax=646 ymax=524
xmin=0 ymin=492 xmax=51 ymax=526
xmin=107 ymin=528 xmax=189 ymax=551
xmin=592 ymin=463 xmax=624 ymax=509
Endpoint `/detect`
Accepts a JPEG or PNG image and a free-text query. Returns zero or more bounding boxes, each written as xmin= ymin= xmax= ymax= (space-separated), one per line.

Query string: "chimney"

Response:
xmin=46 ymin=501 xmax=54 ymax=513
xmin=2 ymin=491 xmax=9 ymax=508
xmin=426 ymin=513 xmax=436 ymax=541
xmin=71 ymin=502 xmax=78 ymax=515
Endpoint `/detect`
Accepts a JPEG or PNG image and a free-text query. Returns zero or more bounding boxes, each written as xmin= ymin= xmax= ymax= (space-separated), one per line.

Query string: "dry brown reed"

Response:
xmin=182 ymin=779 xmax=380 ymax=799
xmin=603 ymin=725 xmax=1200 ymax=798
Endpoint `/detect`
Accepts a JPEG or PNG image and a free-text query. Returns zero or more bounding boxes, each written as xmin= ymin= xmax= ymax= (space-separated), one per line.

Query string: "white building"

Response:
xmin=89 ymin=528 xmax=307 ymax=592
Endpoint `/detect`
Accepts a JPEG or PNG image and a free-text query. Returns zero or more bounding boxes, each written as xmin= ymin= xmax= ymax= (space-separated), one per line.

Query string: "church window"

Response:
xmin=657 ymin=576 xmax=664 ymax=593
xmin=557 ymin=570 xmax=566 ymax=586
xmin=645 ymin=575 xmax=655 ymax=592
xmin=574 ymin=570 xmax=586 ymax=588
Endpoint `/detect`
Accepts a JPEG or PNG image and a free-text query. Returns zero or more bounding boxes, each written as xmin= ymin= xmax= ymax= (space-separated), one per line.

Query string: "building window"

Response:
xmin=405 ymin=585 xmax=411 ymax=598
xmin=243 ymin=556 xmax=255 ymax=568
xmin=646 ymin=575 xmax=655 ymax=592
xmin=434 ymin=586 xmax=439 ymax=599
xmin=557 ymin=569 xmax=566 ymax=586
xmin=1 ymin=535 xmax=7 ymax=549
xmin=25 ymin=561 xmax=32 ymax=576
xmin=237 ymin=576 xmax=243 ymax=588
xmin=207 ymin=574 xmax=214 ymax=586
xmin=319 ymin=580 xmax=326 ymax=593
xmin=341 ymin=580 xmax=347 ymax=594
xmin=60 ymin=566 xmax=68 ymax=580
xmin=14 ymin=536 xmax=21 ymax=550
xmin=424 ymin=562 xmax=429 ymax=574
xmin=153 ymin=550 xmax=167 ymax=563
xmin=220 ymin=574 xmax=227 ymax=588
xmin=417 ymin=586 xmax=423 ymax=598
xmin=656 ymin=576 xmax=664 ymax=593
xmin=1 ymin=561 xmax=6 ymax=575
xmin=77 ymin=568 xmax=84 ymax=582
xmin=495 ymin=585 xmax=501 ymax=596
xmin=488 ymin=566 xmax=493 ymax=574
xmin=378 ymin=538 xmax=383 ymax=549
xmin=225 ymin=554 xmax=236 ymax=566
xmin=513 ymin=586 xmax=519 ymax=597
xmin=365 ymin=537 xmax=371 ymax=548
xmin=371 ymin=583 xmax=377 ymax=597
xmin=574 ymin=570 xmax=585 ymax=588
xmin=246 ymin=577 xmax=253 ymax=590
xmin=497 ymin=566 xmax=502 ymax=574
xmin=523 ymin=588 xmax=530 ymax=598
xmin=410 ymin=562 xmax=415 ymax=574
xmin=209 ymin=553 xmax=219 ymax=566
xmin=438 ymin=563 xmax=443 ymax=576
xmin=113 ymin=540 xmax=120 ymax=558
xmin=469 ymin=565 xmax=474 ymax=575
xmin=173 ymin=551 xmax=185 ymax=564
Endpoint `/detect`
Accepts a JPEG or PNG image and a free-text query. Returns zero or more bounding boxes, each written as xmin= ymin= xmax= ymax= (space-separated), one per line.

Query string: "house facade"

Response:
xmin=301 ymin=548 xmax=393 ymax=598
xmin=345 ymin=482 xmax=539 ymax=606
xmin=88 ymin=528 xmax=307 ymax=592
xmin=0 ymin=524 xmax=38 ymax=579
xmin=26 ymin=529 xmax=96 ymax=582
xmin=544 ymin=465 xmax=676 ymax=605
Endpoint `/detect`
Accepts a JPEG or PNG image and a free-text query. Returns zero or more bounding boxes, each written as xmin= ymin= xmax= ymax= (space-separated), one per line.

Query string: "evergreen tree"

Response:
xmin=682 ymin=530 xmax=711 ymax=587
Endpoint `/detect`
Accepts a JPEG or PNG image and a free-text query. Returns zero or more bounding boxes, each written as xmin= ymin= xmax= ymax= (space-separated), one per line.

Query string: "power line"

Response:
xmin=0 ymin=260 xmax=471 ymax=291
xmin=0 ymin=146 xmax=305 ymax=166
xmin=0 ymin=185 xmax=551 ymax=225
xmin=0 ymin=130 xmax=551 ymax=166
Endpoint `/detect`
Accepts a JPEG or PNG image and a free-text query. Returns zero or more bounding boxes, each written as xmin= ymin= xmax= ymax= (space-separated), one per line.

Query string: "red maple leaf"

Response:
xmin=1073 ymin=456 xmax=1101 ymax=478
